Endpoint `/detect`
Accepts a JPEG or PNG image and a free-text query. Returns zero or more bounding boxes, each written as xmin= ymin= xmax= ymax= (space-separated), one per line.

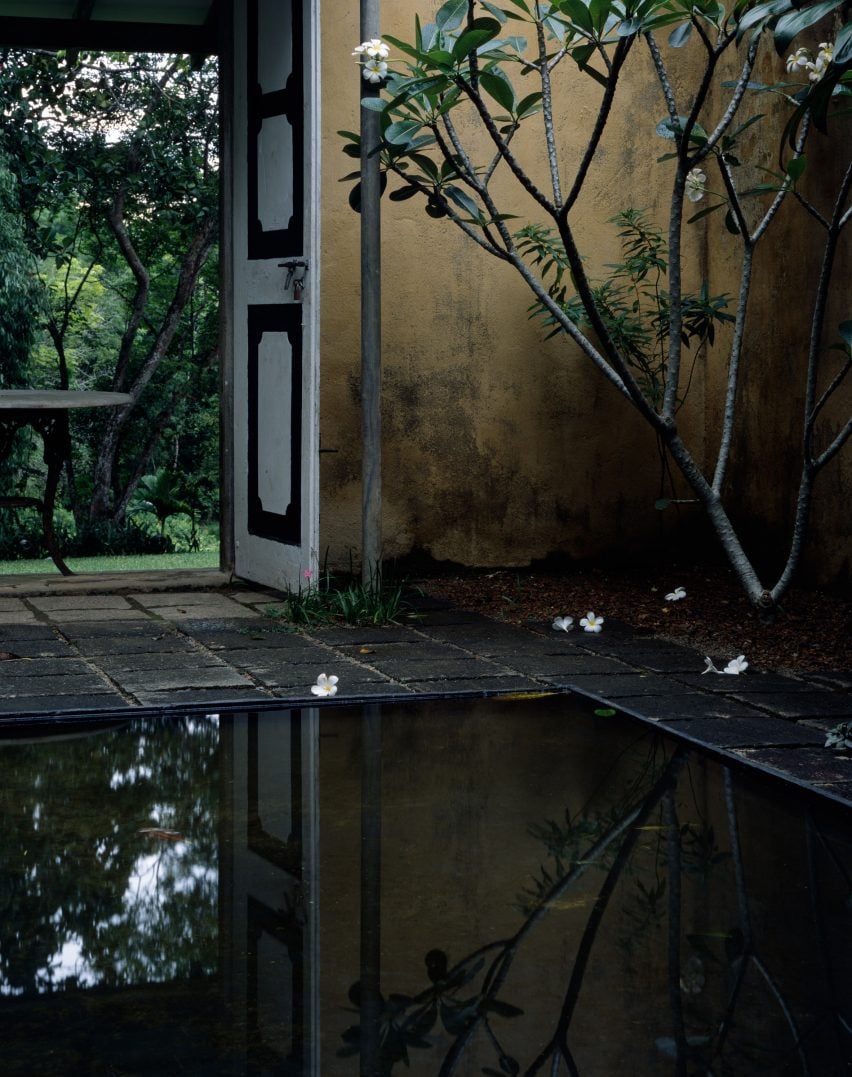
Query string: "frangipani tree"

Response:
xmin=345 ymin=0 xmax=851 ymax=617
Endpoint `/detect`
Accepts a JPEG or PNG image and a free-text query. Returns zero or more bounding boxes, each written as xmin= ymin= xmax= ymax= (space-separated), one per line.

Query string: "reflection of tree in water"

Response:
xmin=341 ymin=737 xmax=852 ymax=1075
xmin=0 ymin=716 xmax=219 ymax=996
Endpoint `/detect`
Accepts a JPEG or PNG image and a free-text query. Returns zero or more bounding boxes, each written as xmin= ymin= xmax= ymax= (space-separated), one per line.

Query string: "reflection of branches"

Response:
xmin=715 ymin=767 xmax=810 ymax=1074
xmin=341 ymin=748 xmax=686 ymax=1076
xmin=523 ymin=755 xmax=685 ymax=1077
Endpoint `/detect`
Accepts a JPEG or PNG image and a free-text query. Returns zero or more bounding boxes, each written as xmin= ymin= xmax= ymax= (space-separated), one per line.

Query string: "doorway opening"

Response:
xmin=0 ymin=47 xmax=221 ymax=577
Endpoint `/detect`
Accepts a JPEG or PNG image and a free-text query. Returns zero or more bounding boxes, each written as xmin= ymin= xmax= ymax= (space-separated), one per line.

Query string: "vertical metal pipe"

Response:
xmin=360 ymin=0 xmax=382 ymax=587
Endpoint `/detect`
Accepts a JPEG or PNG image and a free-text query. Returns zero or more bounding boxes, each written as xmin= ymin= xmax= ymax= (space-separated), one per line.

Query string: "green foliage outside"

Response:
xmin=0 ymin=50 xmax=220 ymax=560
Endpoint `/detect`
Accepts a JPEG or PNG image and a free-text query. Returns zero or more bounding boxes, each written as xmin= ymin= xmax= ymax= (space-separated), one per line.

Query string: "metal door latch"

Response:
xmin=279 ymin=258 xmax=309 ymax=299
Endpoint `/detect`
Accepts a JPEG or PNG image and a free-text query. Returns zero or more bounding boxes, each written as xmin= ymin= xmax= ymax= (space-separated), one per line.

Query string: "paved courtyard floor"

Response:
xmin=0 ymin=571 xmax=850 ymax=805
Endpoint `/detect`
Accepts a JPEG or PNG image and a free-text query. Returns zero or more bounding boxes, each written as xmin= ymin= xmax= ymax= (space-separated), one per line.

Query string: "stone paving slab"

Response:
xmin=359 ymin=656 xmax=509 ymax=682
xmin=733 ymin=746 xmax=852 ymax=785
xmin=554 ymin=672 xmax=699 ymax=696
xmin=49 ymin=608 xmax=151 ymax=623
xmin=498 ymin=652 xmax=634 ymax=676
xmin=729 ymin=691 xmax=852 ymax=719
xmin=0 ymin=640 xmax=72 ymax=658
xmin=616 ymin=693 xmax=769 ymax=721
xmin=56 ymin=620 xmax=165 ymax=638
xmin=129 ymin=687 xmax=274 ymax=707
xmin=671 ymin=671 xmax=815 ymax=693
xmin=405 ymin=675 xmax=539 ymax=694
xmin=223 ymin=645 xmax=341 ymax=668
xmin=0 ymin=674 xmax=116 ymax=697
xmin=94 ymin=652 xmax=230 ymax=674
xmin=129 ymin=591 xmax=243 ymax=608
xmin=115 ymin=667 xmax=258 ymax=693
xmin=68 ymin=633 xmax=195 ymax=656
xmin=0 ymin=610 xmax=39 ymax=624
xmin=0 ymin=658 xmax=99 ymax=678
xmin=0 ymin=694 xmax=130 ymax=714
xmin=0 ymin=598 xmax=30 ymax=612
xmin=143 ymin=601 xmax=260 ymax=621
xmin=0 ymin=624 xmax=67 ymax=640
xmin=28 ymin=595 xmax=138 ymax=612
xmin=658 ymin=716 xmax=826 ymax=748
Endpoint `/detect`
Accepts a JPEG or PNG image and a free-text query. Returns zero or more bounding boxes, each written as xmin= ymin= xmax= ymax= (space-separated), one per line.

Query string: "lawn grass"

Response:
xmin=0 ymin=550 xmax=220 ymax=575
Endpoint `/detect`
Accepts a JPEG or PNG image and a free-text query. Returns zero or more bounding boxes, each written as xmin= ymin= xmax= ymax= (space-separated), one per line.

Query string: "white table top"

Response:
xmin=0 ymin=390 xmax=133 ymax=411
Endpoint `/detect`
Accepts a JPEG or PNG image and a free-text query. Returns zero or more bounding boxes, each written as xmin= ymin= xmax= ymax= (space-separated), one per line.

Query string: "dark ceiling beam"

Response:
xmin=0 ymin=16 xmax=219 ymax=54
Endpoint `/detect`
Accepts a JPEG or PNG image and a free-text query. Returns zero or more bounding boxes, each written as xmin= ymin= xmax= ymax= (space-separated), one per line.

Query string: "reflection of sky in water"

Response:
xmin=0 ymin=715 xmax=220 ymax=998
xmin=1 ymin=842 xmax=218 ymax=996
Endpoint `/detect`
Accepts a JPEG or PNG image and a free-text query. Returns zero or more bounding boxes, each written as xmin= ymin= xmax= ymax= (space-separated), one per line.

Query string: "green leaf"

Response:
xmin=594 ymin=707 xmax=617 ymax=717
xmin=385 ymin=119 xmax=424 ymax=145
xmin=834 ymin=21 xmax=852 ymax=65
xmin=516 ymin=91 xmax=543 ymax=117
xmin=734 ymin=0 xmax=790 ymax=42
xmin=479 ymin=70 xmax=516 ymax=112
xmin=773 ymin=0 xmax=844 ymax=52
xmin=655 ymin=115 xmax=708 ymax=144
xmin=436 ymin=0 xmax=469 ymax=31
xmin=561 ymin=0 xmax=596 ymax=35
xmin=686 ymin=202 xmax=726 ymax=224
xmin=724 ymin=207 xmax=740 ymax=234
xmin=838 ymin=321 xmax=852 ymax=349
xmin=668 ymin=21 xmax=692 ymax=47
xmin=481 ymin=1 xmax=509 ymax=21
xmin=444 ymin=183 xmax=484 ymax=221
xmin=360 ymin=97 xmax=387 ymax=112
xmin=451 ymin=19 xmax=503 ymax=60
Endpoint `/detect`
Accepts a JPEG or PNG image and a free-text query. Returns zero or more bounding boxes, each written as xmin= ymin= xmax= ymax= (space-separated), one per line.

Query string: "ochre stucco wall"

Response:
xmin=318 ymin=3 xmax=850 ymax=584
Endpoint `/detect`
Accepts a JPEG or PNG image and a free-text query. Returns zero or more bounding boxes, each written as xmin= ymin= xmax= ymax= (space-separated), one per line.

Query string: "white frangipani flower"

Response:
xmin=665 ymin=586 xmax=687 ymax=601
xmin=702 ymin=655 xmax=748 ymax=675
xmin=353 ymin=38 xmax=390 ymax=60
xmin=362 ymin=57 xmax=388 ymax=83
xmin=580 ymin=612 xmax=604 ymax=633
xmin=311 ymin=673 xmax=339 ymax=697
xmin=685 ymin=168 xmax=707 ymax=203
xmin=807 ymin=41 xmax=833 ymax=81
xmin=786 ymin=46 xmax=811 ymax=73
xmin=552 ymin=615 xmax=574 ymax=632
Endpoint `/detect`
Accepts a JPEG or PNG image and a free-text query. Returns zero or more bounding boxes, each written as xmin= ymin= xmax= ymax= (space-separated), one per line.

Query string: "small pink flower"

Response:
xmin=303 ymin=569 xmax=314 ymax=581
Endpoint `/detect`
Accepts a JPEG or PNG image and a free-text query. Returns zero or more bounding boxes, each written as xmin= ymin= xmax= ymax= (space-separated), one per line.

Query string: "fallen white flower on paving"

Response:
xmin=580 ymin=612 xmax=604 ymax=633
xmin=702 ymin=655 xmax=748 ymax=675
xmin=311 ymin=673 xmax=339 ymax=697
xmin=665 ymin=586 xmax=687 ymax=601
xmin=552 ymin=615 xmax=574 ymax=632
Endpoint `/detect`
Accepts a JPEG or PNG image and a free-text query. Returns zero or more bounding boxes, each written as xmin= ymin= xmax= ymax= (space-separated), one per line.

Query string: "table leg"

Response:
xmin=37 ymin=413 xmax=73 ymax=576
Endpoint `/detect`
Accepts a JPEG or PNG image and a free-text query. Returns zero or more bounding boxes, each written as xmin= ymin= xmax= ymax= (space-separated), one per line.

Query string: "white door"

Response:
xmin=231 ymin=0 xmax=320 ymax=590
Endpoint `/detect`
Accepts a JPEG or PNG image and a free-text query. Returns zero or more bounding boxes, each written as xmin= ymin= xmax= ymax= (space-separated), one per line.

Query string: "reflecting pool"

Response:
xmin=0 ymin=694 xmax=849 ymax=1075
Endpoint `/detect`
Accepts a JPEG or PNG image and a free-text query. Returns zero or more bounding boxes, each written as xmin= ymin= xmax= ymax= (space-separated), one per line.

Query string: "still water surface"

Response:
xmin=0 ymin=694 xmax=849 ymax=1075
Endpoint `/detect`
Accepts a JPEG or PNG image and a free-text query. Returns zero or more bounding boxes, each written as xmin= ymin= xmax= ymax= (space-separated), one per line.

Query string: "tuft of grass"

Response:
xmin=268 ymin=569 xmax=407 ymax=627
